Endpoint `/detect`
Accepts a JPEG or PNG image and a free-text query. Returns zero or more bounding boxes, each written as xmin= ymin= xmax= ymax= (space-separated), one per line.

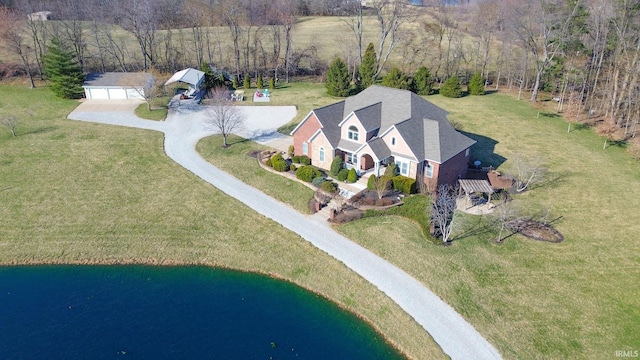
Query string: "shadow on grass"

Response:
xmin=452 ymin=217 xmax=494 ymax=242
xmin=461 ymin=131 xmax=507 ymax=168
xmin=23 ymin=126 xmax=58 ymax=135
xmin=540 ymin=112 xmax=561 ymax=119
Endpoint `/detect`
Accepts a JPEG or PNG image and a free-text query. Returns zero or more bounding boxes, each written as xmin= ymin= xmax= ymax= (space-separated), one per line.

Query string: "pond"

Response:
xmin=0 ymin=265 xmax=405 ymax=359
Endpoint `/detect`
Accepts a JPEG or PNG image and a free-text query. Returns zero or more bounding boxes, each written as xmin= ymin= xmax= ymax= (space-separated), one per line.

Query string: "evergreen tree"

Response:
xmin=43 ymin=38 xmax=84 ymax=99
xmin=200 ymin=62 xmax=224 ymax=89
xmin=269 ymin=77 xmax=275 ymax=90
xmin=381 ymin=67 xmax=411 ymax=90
xmin=440 ymin=75 xmax=462 ymax=98
xmin=359 ymin=43 xmax=377 ymax=89
xmin=243 ymin=73 xmax=250 ymax=89
xmin=325 ymin=58 xmax=351 ymax=97
xmin=232 ymin=76 xmax=239 ymax=89
xmin=468 ymin=72 xmax=485 ymax=95
xmin=257 ymin=74 xmax=264 ymax=89
xmin=330 ymin=155 xmax=343 ymax=176
xmin=413 ymin=66 xmax=434 ymax=95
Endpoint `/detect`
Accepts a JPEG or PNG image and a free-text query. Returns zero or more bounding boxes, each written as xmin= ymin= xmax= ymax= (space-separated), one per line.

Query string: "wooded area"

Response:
xmin=0 ymin=0 xmax=638 ymax=142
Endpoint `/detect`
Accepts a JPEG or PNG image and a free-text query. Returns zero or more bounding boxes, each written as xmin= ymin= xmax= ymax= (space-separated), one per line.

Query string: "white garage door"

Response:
xmin=126 ymin=88 xmax=144 ymax=100
xmin=88 ymin=88 xmax=109 ymax=99
xmin=108 ymin=88 xmax=127 ymax=99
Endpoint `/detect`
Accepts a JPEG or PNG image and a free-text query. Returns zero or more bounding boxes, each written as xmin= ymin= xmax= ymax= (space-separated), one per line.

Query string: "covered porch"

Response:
xmin=336 ymin=137 xmax=393 ymax=176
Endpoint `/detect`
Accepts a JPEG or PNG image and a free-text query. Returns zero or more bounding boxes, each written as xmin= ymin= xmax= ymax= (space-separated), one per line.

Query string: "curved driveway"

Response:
xmin=69 ymin=100 xmax=502 ymax=360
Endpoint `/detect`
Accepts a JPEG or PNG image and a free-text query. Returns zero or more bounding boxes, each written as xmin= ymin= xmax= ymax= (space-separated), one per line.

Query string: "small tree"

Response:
xmin=330 ymin=155 xmax=343 ymax=176
xmin=381 ymin=67 xmax=411 ymax=90
xmin=43 ymin=38 xmax=84 ymax=99
xmin=1 ymin=115 xmax=18 ymax=137
xmin=359 ymin=42 xmax=377 ymax=89
xmin=325 ymin=57 xmax=351 ymax=97
xmin=287 ymin=144 xmax=295 ymax=158
xmin=511 ymin=154 xmax=547 ymax=192
xmin=440 ymin=75 xmax=462 ymax=98
xmin=468 ymin=72 xmax=485 ymax=95
xmin=257 ymin=74 xmax=264 ymax=89
xmin=201 ymin=62 xmax=225 ymax=90
xmin=413 ymin=66 xmax=433 ymax=95
xmin=243 ymin=73 xmax=251 ymax=89
xmin=232 ymin=76 xmax=239 ymax=89
xmin=204 ymin=87 xmax=246 ymax=147
xmin=373 ymin=175 xmax=391 ymax=199
xmin=269 ymin=77 xmax=275 ymax=90
xmin=384 ymin=162 xmax=398 ymax=177
xmin=491 ymin=193 xmax=519 ymax=242
xmin=430 ymin=184 xmax=458 ymax=244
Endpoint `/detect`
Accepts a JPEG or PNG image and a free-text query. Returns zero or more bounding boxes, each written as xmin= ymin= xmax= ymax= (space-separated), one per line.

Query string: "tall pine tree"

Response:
xmin=359 ymin=43 xmax=377 ymax=89
xmin=43 ymin=38 xmax=84 ymax=99
xmin=413 ymin=66 xmax=434 ymax=95
xmin=325 ymin=58 xmax=351 ymax=97
xmin=440 ymin=75 xmax=462 ymax=98
xmin=381 ymin=67 xmax=411 ymax=90
xmin=468 ymin=72 xmax=485 ymax=95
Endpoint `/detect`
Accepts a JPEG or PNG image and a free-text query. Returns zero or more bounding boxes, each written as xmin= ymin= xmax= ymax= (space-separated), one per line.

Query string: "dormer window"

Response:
xmin=348 ymin=125 xmax=359 ymax=141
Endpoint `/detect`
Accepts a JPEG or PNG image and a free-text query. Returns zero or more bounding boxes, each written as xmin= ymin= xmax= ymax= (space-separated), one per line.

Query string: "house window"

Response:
xmin=425 ymin=163 xmax=433 ymax=178
xmin=319 ymin=146 xmax=325 ymax=162
xmin=348 ymin=125 xmax=359 ymax=141
xmin=302 ymin=142 xmax=308 ymax=155
xmin=346 ymin=152 xmax=357 ymax=164
xmin=397 ymin=160 xmax=409 ymax=176
xmin=391 ymin=137 xmax=396 ymax=146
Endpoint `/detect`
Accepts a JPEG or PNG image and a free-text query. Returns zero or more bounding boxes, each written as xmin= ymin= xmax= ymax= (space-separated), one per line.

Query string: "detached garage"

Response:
xmin=83 ymin=72 xmax=155 ymax=100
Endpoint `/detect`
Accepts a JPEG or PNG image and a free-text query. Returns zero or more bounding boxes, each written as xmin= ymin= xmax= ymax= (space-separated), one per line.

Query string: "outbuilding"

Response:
xmin=83 ymin=72 xmax=155 ymax=100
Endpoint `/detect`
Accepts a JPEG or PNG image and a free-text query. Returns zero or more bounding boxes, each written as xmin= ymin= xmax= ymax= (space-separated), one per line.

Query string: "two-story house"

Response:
xmin=290 ymin=85 xmax=476 ymax=189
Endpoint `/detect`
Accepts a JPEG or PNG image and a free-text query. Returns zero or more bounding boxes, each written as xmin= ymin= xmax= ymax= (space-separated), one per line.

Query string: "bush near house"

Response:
xmin=330 ymin=155 xmax=343 ymax=176
xmin=392 ymin=175 xmax=417 ymax=194
xmin=290 ymin=164 xmax=297 ymax=171
xmin=347 ymin=168 xmax=358 ymax=183
xmin=292 ymin=155 xmax=301 ymax=163
xmin=271 ymin=153 xmax=289 ymax=172
xmin=312 ymin=176 xmax=327 ymax=186
xmin=337 ymin=168 xmax=349 ymax=181
xmin=296 ymin=165 xmax=321 ymax=182
xmin=320 ymin=180 xmax=338 ymax=193
xmin=299 ymin=155 xmax=311 ymax=165
xmin=367 ymin=175 xmax=377 ymax=190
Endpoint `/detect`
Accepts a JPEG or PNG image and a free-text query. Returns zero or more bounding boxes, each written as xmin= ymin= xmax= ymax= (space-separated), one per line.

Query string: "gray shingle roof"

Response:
xmin=367 ymin=137 xmax=391 ymax=160
xmin=84 ymin=72 xmax=154 ymax=87
xmin=309 ymin=85 xmax=475 ymax=163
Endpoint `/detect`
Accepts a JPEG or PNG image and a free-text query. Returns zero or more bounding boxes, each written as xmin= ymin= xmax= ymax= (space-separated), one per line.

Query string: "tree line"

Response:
xmin=0 ymin=0 xmax=638 ymax=140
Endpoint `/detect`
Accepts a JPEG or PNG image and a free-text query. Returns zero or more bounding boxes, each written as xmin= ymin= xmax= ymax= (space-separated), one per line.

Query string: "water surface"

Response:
xmin=0 ymin=266 xmax=405 ymax=359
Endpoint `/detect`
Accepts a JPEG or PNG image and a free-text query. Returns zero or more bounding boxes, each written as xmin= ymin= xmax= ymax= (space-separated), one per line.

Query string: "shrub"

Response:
xmin=330 ymin=155 xmax=343 ymax=176
xmin=337 ymin=168 xmax=349 ymax=182
xmin=320 ymin=180 xmax=338 ymax=194
xmin=257 ymin=74 xmax=264 ymax=89
xmin=296 ymin=165 xmax=321 ymax=182
xmin=269 ymin=77 xmax=275 ymax=90
xmin=271 ymin=153 xmax=289 ymax=172
xmin=243 ymin=73 xmax=251 ymax=89
xmin=290 ymin=164 xmax=297 ymax=171
xmin=347 ymin=168 xmax=358 ymax=183
xmin=287 ymin=145 xmax=295 ymax=158
xmin=312 ymin=176 xmax=327 ymax=186
xmin=367 ymin=175 xmax=377 ymax=190
xmin=392 ymin=175 xmax=417 ymax=194
xmin=299 ymin=155 xmax=311 ymax=165
xmin=292 ymin=155 xmax=301 ymax=163
xmin=265 ymin=158 xmax=272 ymax=167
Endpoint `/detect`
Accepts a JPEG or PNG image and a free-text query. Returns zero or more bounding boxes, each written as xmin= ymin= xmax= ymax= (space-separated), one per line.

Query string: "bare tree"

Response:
xmin=369 ymin=0 xmax=420 ymax=78
xmin=491 ymin=193 xmax=519 ymax=242
xmin=511 ymin=154 xmax=547 ymax=193
xmin=204 ymin=87 xmax=246 ymax=148
xmin=0 ymin=6 xmax=36 ymax=88
xmin=0 ymin=115 xmax=19 ymax=137
xmin=430 ymin=184 xmax=458 ymax=244
xmin=373 ymin=175 xmax=391 ymax=200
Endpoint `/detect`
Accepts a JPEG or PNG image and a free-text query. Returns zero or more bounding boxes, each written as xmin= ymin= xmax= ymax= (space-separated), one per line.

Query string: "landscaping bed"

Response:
xmin=507 ymin=219 xmax=564 ymax=243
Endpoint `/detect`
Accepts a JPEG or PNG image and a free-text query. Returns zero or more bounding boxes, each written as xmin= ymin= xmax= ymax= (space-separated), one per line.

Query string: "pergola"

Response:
xmin=458 ymin=179 xmax=494 ymax=209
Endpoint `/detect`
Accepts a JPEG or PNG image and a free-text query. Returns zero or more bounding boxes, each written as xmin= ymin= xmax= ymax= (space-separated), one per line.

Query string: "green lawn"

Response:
xmin=338 ymin=91 xmax=640 ymax=359
xmin=0 ymin=85 xmax=444 ymax=360
xmin=134 ymin=96 xmax=171 ymax=120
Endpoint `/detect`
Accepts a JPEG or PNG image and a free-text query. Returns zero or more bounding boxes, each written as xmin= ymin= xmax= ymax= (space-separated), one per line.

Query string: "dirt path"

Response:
xmin=68 ymin=99 xmax=502 ymax=360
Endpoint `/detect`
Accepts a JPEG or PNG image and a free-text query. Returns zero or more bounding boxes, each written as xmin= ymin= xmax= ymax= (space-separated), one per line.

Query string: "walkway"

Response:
xmin=68 ymin=99 xmax=502 ymax=360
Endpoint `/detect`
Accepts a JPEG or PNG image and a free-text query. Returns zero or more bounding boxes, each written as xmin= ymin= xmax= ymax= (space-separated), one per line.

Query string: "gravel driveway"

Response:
xmin=68 ymin=99 xmax=502 ymax=360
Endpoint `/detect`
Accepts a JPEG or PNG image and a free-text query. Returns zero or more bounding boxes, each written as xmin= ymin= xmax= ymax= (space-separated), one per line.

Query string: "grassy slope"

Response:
xmin=0 ymin=85 xmax=443 ymax=360
xmin=338 ymin=91 xmax=640 ymax=359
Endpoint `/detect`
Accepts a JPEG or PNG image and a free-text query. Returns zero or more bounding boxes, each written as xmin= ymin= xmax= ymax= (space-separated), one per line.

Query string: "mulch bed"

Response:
xmin=507 ymin=219 xmax=564 ymax=243
xmin=348 ymin=189 xmax=402 ymax=208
